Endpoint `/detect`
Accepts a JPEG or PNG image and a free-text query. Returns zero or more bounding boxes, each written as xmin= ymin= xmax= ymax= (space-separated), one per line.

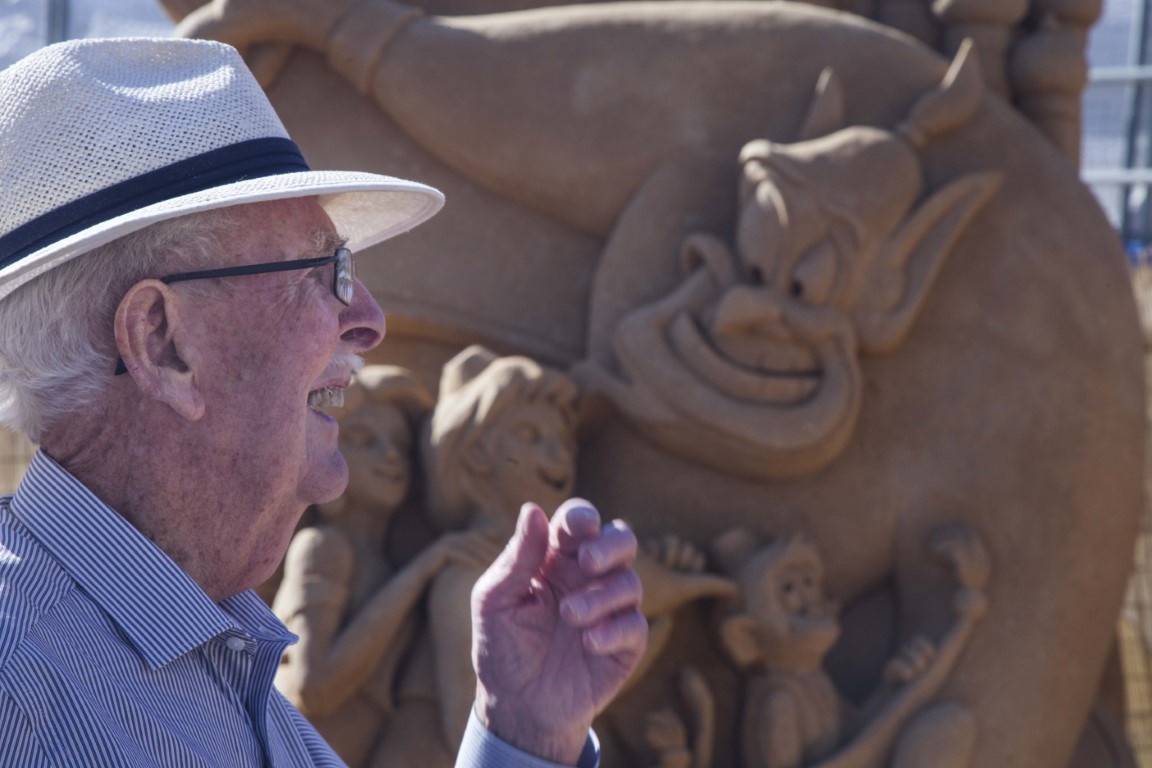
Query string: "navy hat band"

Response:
xmin=0 ymin=137 xmax=310 ymax=271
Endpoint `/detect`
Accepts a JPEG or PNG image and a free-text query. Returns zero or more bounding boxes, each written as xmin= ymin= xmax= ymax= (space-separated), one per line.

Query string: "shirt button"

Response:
xmin=226 ymin=637 xmax=246 ymax=652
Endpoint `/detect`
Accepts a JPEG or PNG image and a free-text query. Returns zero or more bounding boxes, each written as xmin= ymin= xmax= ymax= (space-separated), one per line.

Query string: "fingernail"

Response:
xmin=584 ymin=624 xmax=613 ymax=653
xmin=562 ymin=595 xmax=588 ymax=622
xmin=582 ymin=548 xmax=605 ymax=573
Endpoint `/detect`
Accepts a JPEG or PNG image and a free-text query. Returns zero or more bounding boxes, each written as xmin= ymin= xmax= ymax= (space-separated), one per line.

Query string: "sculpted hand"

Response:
xmin=643 ymin=708 xmax=691 ymax=768
xmin=637 ymin=534 xmax=736 ymax=617
xmin=883 ymin=634 xmax=937 ymax=686
xmin=176 ymin=0 xmax=355 ymax=51
xmin=930 ymin=524 xmax=991 ymax=621
xmin=471 ymin=499 xmax=648 ymax=764
xmin=435 ymin=530 xmax=504 ymax=571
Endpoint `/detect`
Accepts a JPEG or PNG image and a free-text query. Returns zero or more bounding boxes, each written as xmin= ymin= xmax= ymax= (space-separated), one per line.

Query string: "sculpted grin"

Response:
xmin=669 ymin=312 xmax=822 ymax=404
xmin=538 ymin=464 xmax=573 ymax=495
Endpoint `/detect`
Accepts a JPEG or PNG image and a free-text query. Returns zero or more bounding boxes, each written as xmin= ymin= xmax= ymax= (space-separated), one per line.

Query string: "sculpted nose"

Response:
xmin=711 ymin=285 xmax=784 ymax=336
xmin=544 ymin=436 xmax=569 ymax=463
xmin=339 ymin=278 xmax=386 ymax=352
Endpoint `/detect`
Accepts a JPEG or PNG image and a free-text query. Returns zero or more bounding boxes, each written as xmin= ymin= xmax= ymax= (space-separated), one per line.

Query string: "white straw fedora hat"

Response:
xmin=0 ymin=37 xmax=444 ymax=303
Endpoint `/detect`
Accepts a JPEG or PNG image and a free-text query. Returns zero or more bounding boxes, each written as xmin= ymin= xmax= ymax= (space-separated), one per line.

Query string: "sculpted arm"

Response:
xmin=278 ymin=529 xmax=478 ymax=718
xmin=429 ymin=561 xmax=488 ymax=750
xmin=273 ymin=527 xmax=355 ymax=714
xmin=178 ymin=0 xmax=902 ymax=234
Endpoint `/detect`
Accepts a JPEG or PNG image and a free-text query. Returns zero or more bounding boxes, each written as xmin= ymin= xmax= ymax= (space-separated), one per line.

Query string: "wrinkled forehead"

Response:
xmin=211 ymin=197 xmax=344 ymax=263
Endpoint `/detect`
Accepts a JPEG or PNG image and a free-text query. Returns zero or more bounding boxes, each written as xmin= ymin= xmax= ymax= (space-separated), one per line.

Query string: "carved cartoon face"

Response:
xmin=604 ymin=140 xmax=890 ymax=479
xmin=478 ymin=399 xmax=576 ymax=513
xmin=746 ymin=543 xmax=835 ymax=619
xmin=596 ymin=128 xmax=995 ymax=480
xmin=745 ymin=543 xmax=840 ymax=668
xmin=338 ymin=403 xmax=413 ymax=511
xmin=676 ymin=154 xmax=876 ymax=472
xmin=585 ymin=50 xmax=997 ymax=480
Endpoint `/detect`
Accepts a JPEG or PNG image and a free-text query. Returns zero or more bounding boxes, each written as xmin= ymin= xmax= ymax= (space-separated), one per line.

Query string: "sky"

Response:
xmin=0 ymin=0 xmax=173 ymax=68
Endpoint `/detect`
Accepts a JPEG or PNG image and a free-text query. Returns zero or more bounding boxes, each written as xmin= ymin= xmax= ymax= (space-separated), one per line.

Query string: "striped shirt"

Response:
xmin=0 ymin=451 xmax=597 ymax=768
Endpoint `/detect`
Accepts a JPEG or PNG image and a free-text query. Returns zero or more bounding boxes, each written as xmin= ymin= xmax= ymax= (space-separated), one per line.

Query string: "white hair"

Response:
xmin=0 ymin=209 xmax=237 ymax=442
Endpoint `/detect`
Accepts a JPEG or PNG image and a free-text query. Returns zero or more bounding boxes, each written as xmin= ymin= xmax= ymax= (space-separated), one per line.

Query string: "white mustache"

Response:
xmin=324 ymin=352 xmax=364 ymax=380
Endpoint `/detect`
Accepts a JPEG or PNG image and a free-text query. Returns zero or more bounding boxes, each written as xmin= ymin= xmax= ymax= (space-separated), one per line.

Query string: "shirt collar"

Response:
xmin=9 ymin=450 xmax=286 ymax=669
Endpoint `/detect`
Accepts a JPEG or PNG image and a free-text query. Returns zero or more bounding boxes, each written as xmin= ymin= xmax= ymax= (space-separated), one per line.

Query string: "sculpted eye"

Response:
xmin=789 ymin=242 xmax=837 ymax=305
xmin=749 ymin=265 xmax=766 ymax=286
xmin=778 ymin=576 xmax=805 ymax=612
xmin=516 ymin=423 xmax=541 ymax=443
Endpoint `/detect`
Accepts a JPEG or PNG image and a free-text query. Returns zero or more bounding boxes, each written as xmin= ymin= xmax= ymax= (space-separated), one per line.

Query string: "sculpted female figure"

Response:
xmin=273 ymin=365 xmax=485 ymax=768
xmin=426 ymin=346 xmax=580 ymax=748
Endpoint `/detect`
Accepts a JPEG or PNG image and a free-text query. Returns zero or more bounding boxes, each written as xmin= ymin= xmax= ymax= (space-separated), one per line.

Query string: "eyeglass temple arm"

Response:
xmin=159 ymin=254 xmax=336 ymax=284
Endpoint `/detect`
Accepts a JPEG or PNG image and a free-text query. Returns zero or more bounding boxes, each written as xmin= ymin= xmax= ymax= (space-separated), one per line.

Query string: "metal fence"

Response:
xmin=1125 ymin=267 xmax=1152 ymax=767
xmin=1084 ymin=4 xmax=1152 ymax=761
xmin=1084 ymin=0 xmax=1152 ymax=244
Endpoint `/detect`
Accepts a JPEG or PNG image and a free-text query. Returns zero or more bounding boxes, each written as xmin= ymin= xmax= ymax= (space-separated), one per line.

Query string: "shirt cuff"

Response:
xmin=455 ymin=708 xmax=600 ymax=768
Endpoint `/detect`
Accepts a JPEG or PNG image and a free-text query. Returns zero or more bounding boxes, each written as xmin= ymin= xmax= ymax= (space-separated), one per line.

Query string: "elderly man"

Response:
xmin=0 ymin=38 xmax=646 ymax=767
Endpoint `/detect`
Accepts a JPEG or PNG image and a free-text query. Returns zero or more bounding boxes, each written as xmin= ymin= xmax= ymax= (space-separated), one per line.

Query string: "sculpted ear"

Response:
xmin=461 ymin=437 xmax=493 ymax=476
xmin=114 ymin=280 xmax=204 ymax=421
xmin=719 ymin=614 xmax=762 ymax=669
xmin=680 ymin=232 xmax=736 ymax=285
xmin=853 ymin=171 xmax=1002 ymax=353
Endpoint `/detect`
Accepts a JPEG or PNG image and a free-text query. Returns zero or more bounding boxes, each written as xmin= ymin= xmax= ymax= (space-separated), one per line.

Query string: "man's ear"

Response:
xmin=853 ymin=171 xmax=1002 ymax=353
xmin=114 ymin=280 xmax=205 ymax=421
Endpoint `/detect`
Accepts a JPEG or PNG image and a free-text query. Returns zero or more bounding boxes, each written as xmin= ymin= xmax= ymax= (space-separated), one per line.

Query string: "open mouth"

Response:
xmin=374 ymin=462 xmax=407 ymax=481
xmin=670 ymin=313 xmax=820 ymax=403
xmin=308 ymin=386 xmax=345 ymax=414
xmin=538 ymin=467 xmax=571 ymax=494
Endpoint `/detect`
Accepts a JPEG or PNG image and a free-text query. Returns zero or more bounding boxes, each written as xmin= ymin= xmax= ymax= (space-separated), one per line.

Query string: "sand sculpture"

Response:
xmin=711 ymin=526 xmax=989 ymax=768
xmin=272 ymin=366 xmax=494 ymax=767
xmin=168 ymin=1 xmax=1142 ymax=765
xmin=417 ymin=347 xmax=582 ymax=759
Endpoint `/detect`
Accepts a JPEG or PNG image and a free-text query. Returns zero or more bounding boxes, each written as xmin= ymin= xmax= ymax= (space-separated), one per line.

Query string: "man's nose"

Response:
xmin=339 ymin=278 xmax=386 ymax=352
xmin=710 ymin=285 xmax=785 ymax=336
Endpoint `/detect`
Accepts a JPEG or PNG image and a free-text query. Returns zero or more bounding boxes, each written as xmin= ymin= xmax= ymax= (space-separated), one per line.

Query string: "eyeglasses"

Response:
xmin=113 ymin=247 xmax=355 ymax=375
xmin=162 ymin=246 xmax=355 ymax=304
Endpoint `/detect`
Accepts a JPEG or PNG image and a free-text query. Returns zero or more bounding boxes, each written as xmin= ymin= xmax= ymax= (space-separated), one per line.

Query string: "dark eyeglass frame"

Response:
xmin=113 ymin=247 xmax=354 ymax=375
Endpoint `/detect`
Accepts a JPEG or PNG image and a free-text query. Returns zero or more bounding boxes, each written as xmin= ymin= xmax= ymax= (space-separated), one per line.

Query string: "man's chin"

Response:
xmin=303 ymin=448 xmax=350 ymax=507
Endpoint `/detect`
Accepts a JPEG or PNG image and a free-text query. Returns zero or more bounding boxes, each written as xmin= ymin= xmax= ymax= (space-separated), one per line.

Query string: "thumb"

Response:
xmin=481 ymin=503 xmax=550 ymax=597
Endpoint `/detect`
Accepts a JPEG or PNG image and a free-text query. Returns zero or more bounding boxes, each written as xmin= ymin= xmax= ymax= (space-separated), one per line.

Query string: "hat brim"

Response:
xmin=0 ymin=170 xmax=444 ymax=302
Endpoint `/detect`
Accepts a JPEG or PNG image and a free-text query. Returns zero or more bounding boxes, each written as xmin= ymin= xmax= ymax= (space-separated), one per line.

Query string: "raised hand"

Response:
xmin=470 ymin=499 xmax=648 ymax=764
xmin=930 ymin=524 xmax=991 ymax=621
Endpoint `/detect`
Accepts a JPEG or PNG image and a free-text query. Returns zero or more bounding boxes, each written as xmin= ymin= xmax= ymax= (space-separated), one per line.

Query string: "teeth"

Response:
xmin=308 ymin=386 xmax=345 ymax=410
